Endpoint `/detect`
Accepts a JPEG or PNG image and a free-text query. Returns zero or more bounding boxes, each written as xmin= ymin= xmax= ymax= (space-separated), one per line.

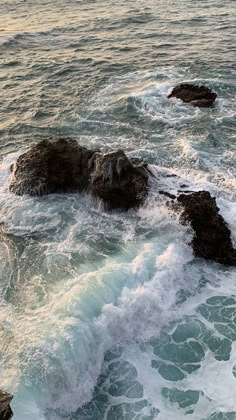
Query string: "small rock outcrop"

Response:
xmin=0 ymin=391 xmax=13 ymax=420
xmin=9 ymin=138 xmax=149 ymax=210
xmin=177 ymin=191 xmax=236 ymax=266
xmin=168 ymin=84 xmax=217 ymax=107
xmin=9 ymin=138 xmax=95 ymax=196
xmin=90 ymin=150 xmax=148 ymax=210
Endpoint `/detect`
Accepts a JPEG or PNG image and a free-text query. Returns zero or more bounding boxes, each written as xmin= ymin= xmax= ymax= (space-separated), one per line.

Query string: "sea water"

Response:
xmin=0 ymin=0 xmax=236 ymax=419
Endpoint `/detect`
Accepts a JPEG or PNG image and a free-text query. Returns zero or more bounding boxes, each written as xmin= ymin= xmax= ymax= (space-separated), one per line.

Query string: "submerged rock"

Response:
xmin=0 ymin=390 xmax=13 ymax=420
xmin=168 ymin=84 xmax=217 ymax=107
xmin=177 ymin=191 xmax=236 ymax=266
xmin=9 ymin=138 xmax=149 ymax=210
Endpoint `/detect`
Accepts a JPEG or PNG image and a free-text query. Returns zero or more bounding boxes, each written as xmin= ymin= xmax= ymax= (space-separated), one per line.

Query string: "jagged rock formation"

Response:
xmin=0 ymin=391 xmax=13 ymax=420
xmin=177 ymin=191 xmax=236 ymax=265
xmin=168 ymin=84 xmax=217 ymax=107
xmin=9 ymin=138 xmax=149 ymax=210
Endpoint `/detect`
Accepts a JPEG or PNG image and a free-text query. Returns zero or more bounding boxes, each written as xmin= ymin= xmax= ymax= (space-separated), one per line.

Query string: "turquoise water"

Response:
xmin=0 ymin=0 xmax=236 ymax=419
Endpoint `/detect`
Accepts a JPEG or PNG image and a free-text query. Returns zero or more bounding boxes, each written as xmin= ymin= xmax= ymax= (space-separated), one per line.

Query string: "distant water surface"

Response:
xmin=0 ymin=1 xmax=236 ymax=419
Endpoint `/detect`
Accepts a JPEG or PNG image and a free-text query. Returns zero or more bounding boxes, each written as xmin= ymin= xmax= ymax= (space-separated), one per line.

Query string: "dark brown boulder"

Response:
xmin=9 ymin=138 xmax=149 ymax=210
xmin=177 ymin=191 xmax=236 ymax=265
xmin=90 ymin=150 xmax=148 ymax=210
xmin=0 ymin=391 xmax=13 ymax=420
xmin=9 ymin=138 xmax=96 ymax=196
xmin=168 ymin=84 xmax=217 ymax=107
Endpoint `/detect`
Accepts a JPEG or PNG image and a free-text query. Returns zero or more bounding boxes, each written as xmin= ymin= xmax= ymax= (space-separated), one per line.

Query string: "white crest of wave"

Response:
xmin=3 ymin=238 xmax=192 ymax=419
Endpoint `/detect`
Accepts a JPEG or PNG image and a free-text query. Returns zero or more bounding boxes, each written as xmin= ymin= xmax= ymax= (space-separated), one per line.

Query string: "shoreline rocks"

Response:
xmin=8 ymin=139 xmax=236 ymax=266
xmin=0 ymin=391 xmax=13 ymax=420
xmin=168 ymin=83 xmax=217 ymax=107
xmin=177 ymin=191 xmax=236 ymax=266
xmin=9 ymin=138 xmax=149 ymax=210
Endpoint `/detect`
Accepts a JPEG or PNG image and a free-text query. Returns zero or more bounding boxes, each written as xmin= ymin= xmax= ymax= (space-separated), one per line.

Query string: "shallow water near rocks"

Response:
xmin=0 ymin=0 xmax=236 ymax=419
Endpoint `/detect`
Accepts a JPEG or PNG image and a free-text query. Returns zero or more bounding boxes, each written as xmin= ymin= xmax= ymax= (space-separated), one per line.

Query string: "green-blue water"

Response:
xmin=0 ymin=0 xmax=236 ymax=419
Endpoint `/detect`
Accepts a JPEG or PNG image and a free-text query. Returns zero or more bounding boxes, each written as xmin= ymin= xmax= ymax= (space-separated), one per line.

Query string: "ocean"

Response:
xmin=0 ymin=0 xmax=236 ymax=419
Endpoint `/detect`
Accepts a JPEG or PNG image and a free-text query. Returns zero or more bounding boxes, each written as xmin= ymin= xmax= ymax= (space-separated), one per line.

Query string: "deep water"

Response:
xmin=0 ymin=0 xmax=236 ymax=419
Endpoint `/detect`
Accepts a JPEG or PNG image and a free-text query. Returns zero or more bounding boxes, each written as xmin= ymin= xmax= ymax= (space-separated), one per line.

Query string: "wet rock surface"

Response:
xmin=9 ymin=138 xmax=149 ymax=210
xmin=177 ymin=191 xmax=236 ymax=266
xmin=0 ymin=391 xmax=13 ymax=420
xmin=168 ymin=84 xmax=217 ymax=107
xmin=9 ymin=138 xmax=95 ymax=196
xmin=90 ymin=150 xmax=149 ymax=210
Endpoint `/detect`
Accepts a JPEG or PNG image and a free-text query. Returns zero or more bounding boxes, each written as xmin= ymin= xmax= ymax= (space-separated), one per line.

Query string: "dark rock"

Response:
xmin=177 ymin=191 xmax=236 ymax=265
xmin=159 ymin=190 xmax=176 ymax=200
xmin=165 ymin=174 xmax=178 ymax=178
xmin=9 ymin=138 xmax=96 ymax=196
xmin=90 ymin=150 xmax=148 ymax=210
xmin=168 ymin=84 xmax=217 ymax=107
xmin=9 ymin=138 xmax=149 ymax=210
xmin=0 ymin=390 xmax=13 ymax=420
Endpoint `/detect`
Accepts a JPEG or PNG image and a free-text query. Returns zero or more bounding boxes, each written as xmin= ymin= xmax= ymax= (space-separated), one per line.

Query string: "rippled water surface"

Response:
xmin=0 ymin=0 xmax=236 ymax=419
